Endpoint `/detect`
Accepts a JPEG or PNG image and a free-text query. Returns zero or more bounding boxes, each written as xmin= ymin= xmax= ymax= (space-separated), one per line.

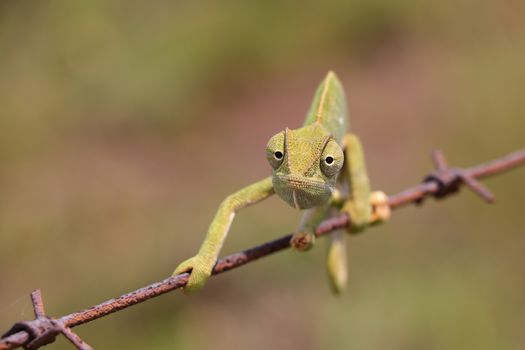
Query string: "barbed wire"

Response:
xmin=1 ymin=148 xmax=524 ymax=350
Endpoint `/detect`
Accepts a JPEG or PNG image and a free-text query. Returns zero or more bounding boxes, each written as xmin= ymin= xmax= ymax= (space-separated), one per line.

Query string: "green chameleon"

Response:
xmin=174 ymin=71 xmax=390 ymax=294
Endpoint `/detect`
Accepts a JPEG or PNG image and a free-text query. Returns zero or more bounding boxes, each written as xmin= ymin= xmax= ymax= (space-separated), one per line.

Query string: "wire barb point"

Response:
xmin=1 ymin=290 xmax=93 ymax=350
xmin=424 ymin=149 xmax=495 ymax=204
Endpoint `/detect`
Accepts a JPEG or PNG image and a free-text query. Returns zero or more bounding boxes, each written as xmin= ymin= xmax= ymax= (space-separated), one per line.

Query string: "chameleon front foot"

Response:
xmin=173 ymin=255 xmax=215 ymax=294
xmin=290 ymin=232 xmax=316 ymax=251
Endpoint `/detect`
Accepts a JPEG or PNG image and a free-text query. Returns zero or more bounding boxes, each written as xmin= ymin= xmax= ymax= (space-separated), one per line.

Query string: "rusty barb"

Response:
xmin=422 ymin=149 xmax=495 ymax=203
xmin=1 ymin=290 xmax=93 ymax=350
xmin=1 ymin=147 xmax=524 ymax=350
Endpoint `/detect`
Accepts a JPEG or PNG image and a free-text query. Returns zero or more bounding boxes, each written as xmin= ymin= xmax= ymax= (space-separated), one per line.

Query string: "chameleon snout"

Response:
xmin=272 ymin=174 xmax=332 ymax=209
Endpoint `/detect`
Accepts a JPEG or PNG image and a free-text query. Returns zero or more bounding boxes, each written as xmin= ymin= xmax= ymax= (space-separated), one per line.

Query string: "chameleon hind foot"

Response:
xmin=290 ymin=232 xmax=316 ymax=251
xmin=370 ymin=190 xmax=391 ymax=224
xmin=342 ymin=190 xmax=391 ymax=233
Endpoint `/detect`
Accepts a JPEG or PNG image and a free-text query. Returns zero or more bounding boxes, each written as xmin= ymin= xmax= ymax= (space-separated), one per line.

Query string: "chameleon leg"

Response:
xmin=341 ymin=133 xmax=373 ymax=233
xmin=291 ymin=202 xmax=331 ymax=251
xmin=173 ymin=177 xmax=275 ymax=293
xmin=324 ymin=135 xmax=390 ymax=294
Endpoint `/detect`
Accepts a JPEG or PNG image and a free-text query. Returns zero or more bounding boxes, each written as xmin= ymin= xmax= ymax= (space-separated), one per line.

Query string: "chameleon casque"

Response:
xmin=174 ymin=71 xmax=391 ymax=294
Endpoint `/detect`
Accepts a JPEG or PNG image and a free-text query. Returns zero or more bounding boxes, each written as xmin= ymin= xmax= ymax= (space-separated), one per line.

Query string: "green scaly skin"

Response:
xmin=174 ymin=71 xmax=378 ymax=294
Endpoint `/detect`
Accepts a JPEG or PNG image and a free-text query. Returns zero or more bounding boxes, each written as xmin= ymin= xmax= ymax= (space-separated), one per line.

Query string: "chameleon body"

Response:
xmin=174 ymin=71 xmax=390 ymax=293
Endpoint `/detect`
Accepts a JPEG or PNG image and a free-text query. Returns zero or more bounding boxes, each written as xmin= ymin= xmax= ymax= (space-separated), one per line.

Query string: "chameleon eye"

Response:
xmin=266 ymin=131 xmax=285 ymax=169
xmin=320 ymin=140 xmax=343 ymax=177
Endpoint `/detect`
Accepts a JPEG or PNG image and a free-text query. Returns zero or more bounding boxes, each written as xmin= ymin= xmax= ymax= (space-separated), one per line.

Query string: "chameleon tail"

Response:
xmin=326 ymin=229 xmax=348 ymax=294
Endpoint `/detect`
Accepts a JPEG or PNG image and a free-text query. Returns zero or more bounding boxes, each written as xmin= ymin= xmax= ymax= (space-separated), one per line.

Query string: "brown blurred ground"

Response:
xmin=0 ymin=1 xmax=524 ymax=349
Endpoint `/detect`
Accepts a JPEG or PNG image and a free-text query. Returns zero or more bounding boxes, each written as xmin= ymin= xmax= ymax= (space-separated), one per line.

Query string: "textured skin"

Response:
xmin=173 ymin=71 xmax=387 ymax=293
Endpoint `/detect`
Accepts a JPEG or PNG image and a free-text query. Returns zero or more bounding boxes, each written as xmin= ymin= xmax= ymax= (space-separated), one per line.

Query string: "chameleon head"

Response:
xmin=266 ymin=124 xmax=344 ymax=209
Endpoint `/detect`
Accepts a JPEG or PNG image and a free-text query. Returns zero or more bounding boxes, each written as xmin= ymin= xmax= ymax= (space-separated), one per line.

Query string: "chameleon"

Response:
xmin=174 ymin=71 xmax=391 ymax=294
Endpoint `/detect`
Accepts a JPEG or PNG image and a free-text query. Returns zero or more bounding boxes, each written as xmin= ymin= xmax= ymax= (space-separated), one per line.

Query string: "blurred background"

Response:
xmin=1 ymin=1 xmax=524 ymax=349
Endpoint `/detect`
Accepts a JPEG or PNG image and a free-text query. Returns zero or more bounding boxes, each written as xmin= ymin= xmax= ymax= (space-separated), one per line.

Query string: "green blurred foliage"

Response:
xmin=0 ymin=1 xmax=524 ymax=349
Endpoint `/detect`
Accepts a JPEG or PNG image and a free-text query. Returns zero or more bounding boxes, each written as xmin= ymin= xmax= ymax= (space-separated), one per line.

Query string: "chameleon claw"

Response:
xmin=290 ymin=232 xmax=316 ymax=251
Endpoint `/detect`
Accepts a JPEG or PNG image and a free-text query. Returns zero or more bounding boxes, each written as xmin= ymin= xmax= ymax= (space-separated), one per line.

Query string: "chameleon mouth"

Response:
xmin=281 ymin=175 xmax=326 ymax=190
xmin=273 ymin=175 xmax=332 ymax=209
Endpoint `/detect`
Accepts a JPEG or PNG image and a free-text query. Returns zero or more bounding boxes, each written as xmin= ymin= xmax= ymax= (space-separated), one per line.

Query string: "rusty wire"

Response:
xmin=1 ymin=147 xmax=524 ymax=350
